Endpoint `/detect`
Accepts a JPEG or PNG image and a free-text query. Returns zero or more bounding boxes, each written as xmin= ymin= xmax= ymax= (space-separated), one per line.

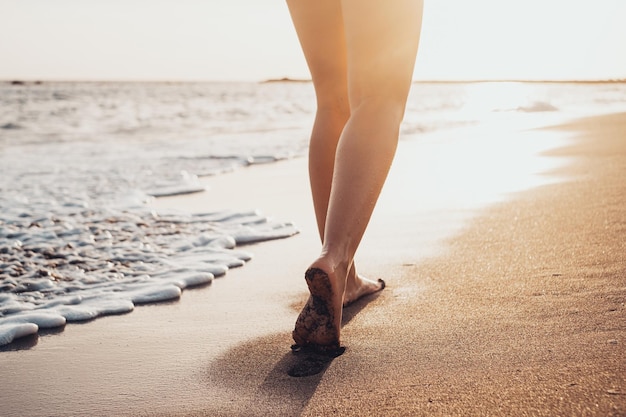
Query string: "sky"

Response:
xmin=1 ymin=0 xmax=625 ymax=82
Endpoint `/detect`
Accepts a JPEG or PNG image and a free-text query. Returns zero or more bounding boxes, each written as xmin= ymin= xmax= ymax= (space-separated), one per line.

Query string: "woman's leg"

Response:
xmin=290 ymin=0 xmax=423 ymax=350
xmin=322 ymin=0 xmax=423 ymax=260
xmin=286 ymin=0 xmax=384 ymax=308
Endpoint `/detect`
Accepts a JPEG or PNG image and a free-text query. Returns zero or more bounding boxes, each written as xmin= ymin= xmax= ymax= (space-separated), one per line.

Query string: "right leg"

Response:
xmin=320 ymin=0 xmax=424 ymax=262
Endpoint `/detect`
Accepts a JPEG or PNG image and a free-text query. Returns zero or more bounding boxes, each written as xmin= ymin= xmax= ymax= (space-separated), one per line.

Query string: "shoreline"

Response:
xmin=0 ymin=113 xmax=624 ymax=416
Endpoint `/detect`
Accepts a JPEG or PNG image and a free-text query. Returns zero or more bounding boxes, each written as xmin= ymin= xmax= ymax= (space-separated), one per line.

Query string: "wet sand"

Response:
xmin=0 ymin=113 xmax=624 ymax=416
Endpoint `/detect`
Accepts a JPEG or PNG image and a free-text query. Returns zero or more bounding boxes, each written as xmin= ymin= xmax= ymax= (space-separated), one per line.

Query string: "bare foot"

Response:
xmin=292 ymin=267 xmax=345 ymax=354
xmin=343 ymin=271 xmax=385 ymax=307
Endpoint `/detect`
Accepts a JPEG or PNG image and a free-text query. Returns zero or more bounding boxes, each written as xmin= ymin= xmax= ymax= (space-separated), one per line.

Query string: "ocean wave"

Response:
xmin=0 ymin=81 xmax=309 ymax=347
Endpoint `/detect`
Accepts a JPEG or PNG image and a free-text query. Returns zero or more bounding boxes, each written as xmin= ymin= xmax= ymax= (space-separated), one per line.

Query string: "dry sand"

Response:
xmin=0 ymin=113 xmax=624 ymax=417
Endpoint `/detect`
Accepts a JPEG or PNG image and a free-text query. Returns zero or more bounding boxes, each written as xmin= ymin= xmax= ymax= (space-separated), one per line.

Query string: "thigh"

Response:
xmin=286 ymin=0 xmax=348 ymax=103
xmin=341 ymin=0 xmax=424 ymax=104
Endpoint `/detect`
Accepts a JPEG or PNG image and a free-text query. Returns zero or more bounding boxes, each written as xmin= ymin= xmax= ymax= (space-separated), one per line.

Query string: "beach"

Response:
xmin=1 ymin=111 xmax=625 ymax=416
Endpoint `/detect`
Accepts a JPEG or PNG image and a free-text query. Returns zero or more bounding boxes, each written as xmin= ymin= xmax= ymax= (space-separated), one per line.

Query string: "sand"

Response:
xmin=0 ymin=113 xmax=624 ymax=417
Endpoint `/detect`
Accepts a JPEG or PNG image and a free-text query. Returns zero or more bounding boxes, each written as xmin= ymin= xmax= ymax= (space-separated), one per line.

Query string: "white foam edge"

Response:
xmin=0 ymin=312 xmax=66 ymax=329
xmin=129 ymin=284 xmax=182 ymax=304
xmin=159 ymin=262 xmax=228 ymax=278
xmin=162 ymin=272 xmax=214 ymax=288
xmin=0 ymin=323 xmax=39 ymax=346
xmin=51 ymin=298 xmax=135 ymax=322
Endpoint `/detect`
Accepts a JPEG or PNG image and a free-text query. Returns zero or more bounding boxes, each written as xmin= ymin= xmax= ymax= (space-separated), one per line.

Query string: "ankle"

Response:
xmin=309 ymin=256 xmax=350 ymax=291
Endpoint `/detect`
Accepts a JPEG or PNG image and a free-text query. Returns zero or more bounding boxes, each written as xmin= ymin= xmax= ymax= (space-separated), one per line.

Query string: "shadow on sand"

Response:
xmin=203 ymin=291 xmax=381 ymax=416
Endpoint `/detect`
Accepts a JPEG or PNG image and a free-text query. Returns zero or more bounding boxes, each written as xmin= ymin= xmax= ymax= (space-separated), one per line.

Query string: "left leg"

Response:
xmin=286 ymin=0 xmax=383 ymax=308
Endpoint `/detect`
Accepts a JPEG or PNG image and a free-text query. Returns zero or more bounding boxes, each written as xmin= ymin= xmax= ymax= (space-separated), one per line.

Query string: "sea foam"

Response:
xmin=0 ymin=323 xmax=39 ymax=346
xmin=0 ymin=206 xmax=298 ymax=346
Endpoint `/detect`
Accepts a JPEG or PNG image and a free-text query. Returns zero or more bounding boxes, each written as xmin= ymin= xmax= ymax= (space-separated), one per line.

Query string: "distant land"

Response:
xmin=261 ymin=77 xmax=310 ymax=83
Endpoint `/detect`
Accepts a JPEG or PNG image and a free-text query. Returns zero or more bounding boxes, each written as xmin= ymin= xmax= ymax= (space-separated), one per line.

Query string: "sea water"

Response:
xmin=1 ymin=80 xmax=625 ymax=346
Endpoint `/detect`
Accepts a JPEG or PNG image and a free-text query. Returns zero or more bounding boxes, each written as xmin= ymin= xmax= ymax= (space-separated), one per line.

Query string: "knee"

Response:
xmin=316 ymin=95 xmax=351 ymax=124
xmin=311 ymin=70 xmax=350 ymax=119
xmin=350 ymin=94 xmax=408 ymax=126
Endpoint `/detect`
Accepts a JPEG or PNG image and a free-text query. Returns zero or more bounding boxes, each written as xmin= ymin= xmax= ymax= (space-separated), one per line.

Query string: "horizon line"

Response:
xmin=3 ymin=77 xmax=626 ymax=85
